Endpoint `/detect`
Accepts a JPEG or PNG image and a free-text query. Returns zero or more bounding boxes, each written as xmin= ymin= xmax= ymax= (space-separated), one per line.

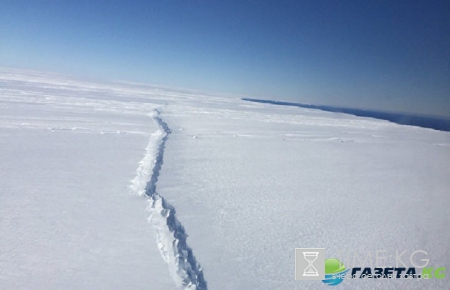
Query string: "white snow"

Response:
xmin=130 ymin=110 xmax=206 ymax=289
xmin=1 ymin=69 xmax=449 ymax=289
xmin=0 ymin=70 xmax=174 ymax=290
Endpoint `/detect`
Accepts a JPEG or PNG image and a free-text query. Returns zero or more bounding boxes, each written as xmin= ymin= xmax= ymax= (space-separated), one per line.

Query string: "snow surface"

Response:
xmin=1 ymin=69 xmax=449 ymax=289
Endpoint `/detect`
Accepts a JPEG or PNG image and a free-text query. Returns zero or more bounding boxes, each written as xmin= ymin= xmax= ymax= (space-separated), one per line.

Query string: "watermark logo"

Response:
xmin=295 ymin=248 xmax=446 ymax=286
xmin=295 ymin=248 xmax=325 ymax=280
xmin=322 ymin=258 xmax=349 ymax=286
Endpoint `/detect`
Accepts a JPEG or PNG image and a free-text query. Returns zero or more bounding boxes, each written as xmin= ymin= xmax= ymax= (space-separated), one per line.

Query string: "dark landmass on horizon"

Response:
xmin=243 ymin=98 xmax=450 ymax=132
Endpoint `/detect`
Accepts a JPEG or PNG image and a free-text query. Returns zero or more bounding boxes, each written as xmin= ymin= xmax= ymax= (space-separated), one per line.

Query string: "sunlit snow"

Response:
xmin=1 ymin=69 xmax=449 ymax=290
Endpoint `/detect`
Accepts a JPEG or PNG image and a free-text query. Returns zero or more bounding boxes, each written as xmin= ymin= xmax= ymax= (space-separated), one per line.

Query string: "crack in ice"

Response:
xmin=131 ymin=109 xmax=207 ymax=290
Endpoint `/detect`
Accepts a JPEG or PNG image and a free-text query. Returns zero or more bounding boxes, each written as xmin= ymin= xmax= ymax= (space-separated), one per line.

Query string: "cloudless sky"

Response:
xmin=1 ymin=0 xmax=449 ymax=116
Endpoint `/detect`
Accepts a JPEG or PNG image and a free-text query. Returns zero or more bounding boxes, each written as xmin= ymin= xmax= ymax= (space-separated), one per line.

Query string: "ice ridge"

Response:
xmin=131 ymin=109 xmax=207 ymax=290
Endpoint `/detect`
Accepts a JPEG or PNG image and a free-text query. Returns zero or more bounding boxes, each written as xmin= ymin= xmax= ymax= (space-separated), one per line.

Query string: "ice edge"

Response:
xmin=130 ymin=109 xmax=207 ymax=290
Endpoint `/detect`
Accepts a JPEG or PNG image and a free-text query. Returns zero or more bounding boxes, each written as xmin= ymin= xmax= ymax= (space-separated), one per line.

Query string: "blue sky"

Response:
xmin=1 ymin=0 xmax=449 ymax=116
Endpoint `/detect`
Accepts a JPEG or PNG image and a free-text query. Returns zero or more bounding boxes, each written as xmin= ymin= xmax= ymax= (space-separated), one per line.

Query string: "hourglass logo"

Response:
xmin=295 ymin=248 xmax=325 ymax=280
